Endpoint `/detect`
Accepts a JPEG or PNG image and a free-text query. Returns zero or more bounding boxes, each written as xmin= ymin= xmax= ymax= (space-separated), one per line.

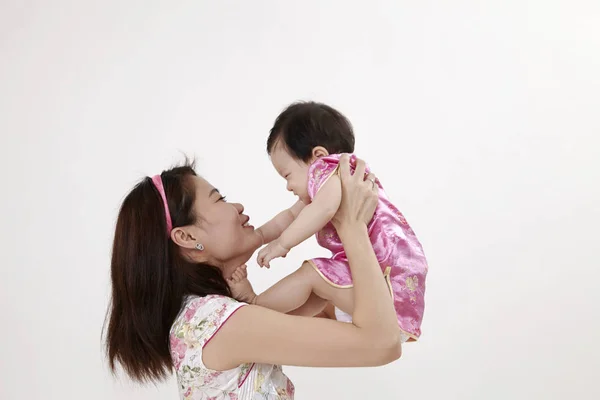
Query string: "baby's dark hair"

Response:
xmin=267 ymin=101 xmax=355 ymax=163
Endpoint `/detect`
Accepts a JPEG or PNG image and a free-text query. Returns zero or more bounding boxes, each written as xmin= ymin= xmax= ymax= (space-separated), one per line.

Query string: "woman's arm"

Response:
xmin=203 ymin=156 xmax=401 ymax=369
xmin=204 ymin=297 xmax=399 ymax=368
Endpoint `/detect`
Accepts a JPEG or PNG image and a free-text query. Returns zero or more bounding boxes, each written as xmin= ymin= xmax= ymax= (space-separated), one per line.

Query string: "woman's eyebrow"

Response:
xmin=209 ymin=188 xmax=220 ymax=198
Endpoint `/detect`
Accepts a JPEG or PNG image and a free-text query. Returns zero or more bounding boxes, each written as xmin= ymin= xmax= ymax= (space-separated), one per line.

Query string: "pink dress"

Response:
xmin=306 ymin=153 xmax=428 ymax=341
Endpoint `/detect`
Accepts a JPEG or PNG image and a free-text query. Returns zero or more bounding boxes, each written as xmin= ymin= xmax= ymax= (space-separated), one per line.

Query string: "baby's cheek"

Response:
xmin=300 ymin=192 xmax=311 ymax=204
xmin=302 ymin=177 xmax=311 ymax=194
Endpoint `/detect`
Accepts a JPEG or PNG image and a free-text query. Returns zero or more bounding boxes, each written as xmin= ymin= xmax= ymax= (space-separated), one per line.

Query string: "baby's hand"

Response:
xmin=227 ymin=265 xmax=257 ymax=304
xmin=257 ymin=240 xmax=290 ymax=268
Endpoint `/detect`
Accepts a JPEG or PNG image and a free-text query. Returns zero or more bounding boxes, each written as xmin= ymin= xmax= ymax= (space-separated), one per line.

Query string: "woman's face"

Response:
xmin=188 ymin=176 xmax=261 ymax=264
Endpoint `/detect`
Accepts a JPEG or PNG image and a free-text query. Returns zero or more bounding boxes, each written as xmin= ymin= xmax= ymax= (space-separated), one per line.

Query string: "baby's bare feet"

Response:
xmin=227 ymin=265 xmax=257 ymax=304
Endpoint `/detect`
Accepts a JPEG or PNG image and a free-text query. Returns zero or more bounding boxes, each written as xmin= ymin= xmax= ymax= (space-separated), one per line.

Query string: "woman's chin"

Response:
xmin=238 ymin=231 xmax=263 ymax=256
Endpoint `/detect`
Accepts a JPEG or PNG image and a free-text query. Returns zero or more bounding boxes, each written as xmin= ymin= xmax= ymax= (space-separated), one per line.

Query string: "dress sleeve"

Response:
xmin=170 ymin=295 xmax=247 ymax=370
xmin=307 ymin=154 xmax=342 ymax=200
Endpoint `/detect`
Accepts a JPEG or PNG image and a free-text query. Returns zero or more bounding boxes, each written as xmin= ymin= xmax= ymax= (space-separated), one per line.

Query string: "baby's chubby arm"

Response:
xmin=279 ymin=174 xmax=342 ymax=250
xmin=256 ymin=200 xmax=305 ymax=245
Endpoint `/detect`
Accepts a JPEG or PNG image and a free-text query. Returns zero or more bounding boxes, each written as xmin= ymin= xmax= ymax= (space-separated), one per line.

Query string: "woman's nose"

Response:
xmin=286 ymin=182 xmax=292 ymax=192
xmin=233 ymin=203 xmax=244 ymax=214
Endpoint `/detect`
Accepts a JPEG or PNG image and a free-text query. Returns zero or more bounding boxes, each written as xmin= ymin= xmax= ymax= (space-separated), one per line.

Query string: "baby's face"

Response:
xmin=270 ymin=144 xmax=311 ymax=203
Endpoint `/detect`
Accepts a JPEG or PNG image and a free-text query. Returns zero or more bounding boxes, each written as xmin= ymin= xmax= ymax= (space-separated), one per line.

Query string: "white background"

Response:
xmin=1 ymin=1 xmax=599 ymax=399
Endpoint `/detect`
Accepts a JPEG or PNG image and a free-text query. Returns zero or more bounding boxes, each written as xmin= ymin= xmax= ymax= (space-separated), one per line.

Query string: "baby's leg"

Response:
xmin=287 ymin=293 xmax=328 ymax=317
xmin=255 ymin=261 xmax=355 ymax=315
xmin=253 ymin=262 xmax=318 ymax=313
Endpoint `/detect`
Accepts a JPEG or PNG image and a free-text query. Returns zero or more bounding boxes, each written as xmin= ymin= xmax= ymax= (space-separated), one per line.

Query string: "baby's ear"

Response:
xmin=311 ymin=146 xmax=329 ymax=159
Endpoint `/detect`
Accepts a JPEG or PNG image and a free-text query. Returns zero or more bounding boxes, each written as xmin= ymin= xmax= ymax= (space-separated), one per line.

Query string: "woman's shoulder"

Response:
xmin=184 ymin=293 xmax=241 ymax=310
xmin=169 ymin=295 xmax=250 ymax=385
xmin=171 ymin=295 xmax=246 ymax=337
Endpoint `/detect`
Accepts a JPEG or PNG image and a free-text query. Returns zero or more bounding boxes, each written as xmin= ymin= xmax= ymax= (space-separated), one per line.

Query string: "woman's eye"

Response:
xmin=219 ymin=195 xmax=227 ymax=202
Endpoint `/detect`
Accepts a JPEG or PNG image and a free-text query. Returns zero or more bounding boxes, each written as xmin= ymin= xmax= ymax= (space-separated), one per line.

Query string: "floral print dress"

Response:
xmin=170 ymin=295 xmax=295 ymax=399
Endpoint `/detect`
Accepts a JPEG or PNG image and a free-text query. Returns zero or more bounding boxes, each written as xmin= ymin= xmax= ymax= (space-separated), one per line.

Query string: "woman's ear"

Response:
xmin=311 ymin=146 xmax=329 ymax=159
xmin=171 ymin=226 xmax=200 ymax=250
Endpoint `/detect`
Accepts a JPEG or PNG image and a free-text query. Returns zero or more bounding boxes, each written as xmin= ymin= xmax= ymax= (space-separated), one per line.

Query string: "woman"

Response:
xmin=104 ymin=154 xmax=401 ymax=399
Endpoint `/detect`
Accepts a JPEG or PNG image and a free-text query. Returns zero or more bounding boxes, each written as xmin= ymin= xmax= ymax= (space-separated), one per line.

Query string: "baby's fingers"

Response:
xmin=257 ymin=251 xmax=266 ymax=267
xmin=263 ymin=254 xmax=273 ymax=269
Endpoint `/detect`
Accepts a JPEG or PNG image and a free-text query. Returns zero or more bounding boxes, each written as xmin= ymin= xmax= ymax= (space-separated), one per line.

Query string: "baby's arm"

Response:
xmin=279 ymin=174 xmax=342 ymax=250
xmin=256 ymin=175 xmax=342 ymax=268
xmin=256 ymin=200 xmax=305 ymax=245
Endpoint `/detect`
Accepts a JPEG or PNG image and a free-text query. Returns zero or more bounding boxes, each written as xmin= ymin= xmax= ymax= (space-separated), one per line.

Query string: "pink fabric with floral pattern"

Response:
xmin=307 ymin=153 xmax=428 ymax=340
xmin=170 ymin=295 xmax=295 ymax=399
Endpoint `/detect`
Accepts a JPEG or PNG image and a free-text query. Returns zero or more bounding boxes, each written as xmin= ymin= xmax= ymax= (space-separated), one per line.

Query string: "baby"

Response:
xmin=230 ymin=101 xmax=428 ymax=342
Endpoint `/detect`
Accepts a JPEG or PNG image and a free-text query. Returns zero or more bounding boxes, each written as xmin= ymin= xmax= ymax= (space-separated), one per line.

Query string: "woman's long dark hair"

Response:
xmin=104 ymin=160 xmax=231 ymax=383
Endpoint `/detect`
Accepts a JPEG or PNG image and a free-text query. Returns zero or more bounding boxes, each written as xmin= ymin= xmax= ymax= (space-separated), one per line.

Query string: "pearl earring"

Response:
xmin=195 ymin=243 xmax=204 ymax=251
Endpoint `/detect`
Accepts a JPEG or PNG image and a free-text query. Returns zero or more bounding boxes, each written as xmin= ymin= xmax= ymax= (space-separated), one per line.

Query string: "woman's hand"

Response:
xmin=331 ymin=154 xmax=379 ymax=232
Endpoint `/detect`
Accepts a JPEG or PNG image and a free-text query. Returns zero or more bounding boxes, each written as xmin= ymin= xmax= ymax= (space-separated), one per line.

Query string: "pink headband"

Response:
xmin=151 ymin=175 xmax=173 ymax=234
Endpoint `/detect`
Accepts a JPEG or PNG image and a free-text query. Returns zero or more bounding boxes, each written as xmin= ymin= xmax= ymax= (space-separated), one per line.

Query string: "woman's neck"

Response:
xmin=220 ymin=251 xmax=254 ymax=279
xmin=215 ymin=234 xmax=262 ymax=279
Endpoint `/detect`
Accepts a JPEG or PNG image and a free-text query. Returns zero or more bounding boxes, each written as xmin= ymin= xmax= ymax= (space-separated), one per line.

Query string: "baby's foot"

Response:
xmin=227 ymin=265 xmax=257 ymax=304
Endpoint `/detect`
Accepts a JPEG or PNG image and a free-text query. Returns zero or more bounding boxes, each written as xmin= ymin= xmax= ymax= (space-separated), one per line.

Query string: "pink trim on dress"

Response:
xmin=201 ymin=304 xmax=247 ymax=350
xmin=238 ymin=363 xmax=256 ymax=388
